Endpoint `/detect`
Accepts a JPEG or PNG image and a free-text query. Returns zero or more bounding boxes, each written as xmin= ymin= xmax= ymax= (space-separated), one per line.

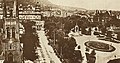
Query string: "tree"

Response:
xmin=117 ymin=32 xmax=120 ymax=40
xmin=20 ymin=21 xmax=38 ymax=61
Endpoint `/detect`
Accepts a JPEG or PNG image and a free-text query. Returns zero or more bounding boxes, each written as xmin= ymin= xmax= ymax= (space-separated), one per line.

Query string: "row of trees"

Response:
xmin=44 ymin=16 xmax=84 ymax=63
xmin=20 ymin=21 xmax=39 ymax=61
xmin=44 ymin=15 xmax=92 ymax=34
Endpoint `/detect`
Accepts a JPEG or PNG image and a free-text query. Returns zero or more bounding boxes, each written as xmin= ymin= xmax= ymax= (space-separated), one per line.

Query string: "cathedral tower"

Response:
xmin=2 ymin=0 xmax=22 ymax=63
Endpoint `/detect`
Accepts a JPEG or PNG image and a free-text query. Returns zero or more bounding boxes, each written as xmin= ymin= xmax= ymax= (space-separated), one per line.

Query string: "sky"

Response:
xmin=48 ymin=0 xmax=120 ymax=10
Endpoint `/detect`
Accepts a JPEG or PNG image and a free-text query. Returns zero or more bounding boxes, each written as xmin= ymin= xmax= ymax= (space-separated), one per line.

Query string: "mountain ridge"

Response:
xmin=32 ymin=0 xmax=86 ymax=11
xmin=0 ymin=0 xmax=86 ymax=11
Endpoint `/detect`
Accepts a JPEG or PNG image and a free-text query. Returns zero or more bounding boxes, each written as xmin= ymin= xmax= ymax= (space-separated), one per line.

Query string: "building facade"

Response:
xmin=2 ymin=0 xmax=22 ymax=63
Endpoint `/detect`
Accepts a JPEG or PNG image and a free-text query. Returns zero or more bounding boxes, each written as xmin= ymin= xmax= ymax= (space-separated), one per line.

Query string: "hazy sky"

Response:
xmin=48 ymin=0 xmax=120 ymax=10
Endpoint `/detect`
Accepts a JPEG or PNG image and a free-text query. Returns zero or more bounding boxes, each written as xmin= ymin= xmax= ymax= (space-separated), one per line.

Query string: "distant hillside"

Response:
xmin=0 ymin=0 xmax=86 ymax=11
xmin=58 ymin=5 xmax=86 ymax=11
xmin=26 ymin=0 xmax=86 ymax=11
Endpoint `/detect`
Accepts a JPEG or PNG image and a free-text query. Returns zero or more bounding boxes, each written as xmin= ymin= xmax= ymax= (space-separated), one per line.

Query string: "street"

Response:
xmin=36 ymin=31 xmax=62 ymax=63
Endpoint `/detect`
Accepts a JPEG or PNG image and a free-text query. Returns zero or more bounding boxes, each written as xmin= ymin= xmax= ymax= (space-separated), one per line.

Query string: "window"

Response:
xmin=12 ymin=27 xmax=15 ymax=38
xmin=6 ymin=27 xmax=10 ymax=39
xmin=10 ymin=44 xmax=12 ymax=49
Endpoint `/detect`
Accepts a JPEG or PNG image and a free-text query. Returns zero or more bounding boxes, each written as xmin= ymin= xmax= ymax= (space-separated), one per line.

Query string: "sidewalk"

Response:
xmin=37 ymin=31 xmax=62 ymax=63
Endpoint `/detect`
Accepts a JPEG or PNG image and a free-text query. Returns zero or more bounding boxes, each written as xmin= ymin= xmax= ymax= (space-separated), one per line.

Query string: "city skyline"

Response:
xmin=48 ymin=0 xmax=120 ymax=10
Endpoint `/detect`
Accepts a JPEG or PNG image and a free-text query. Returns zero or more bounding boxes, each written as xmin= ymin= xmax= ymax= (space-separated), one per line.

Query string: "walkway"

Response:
xmin=73 ymin=34 xmax=120 ymax=63
xmin=36 ymin=31 xmax=62 ymax=63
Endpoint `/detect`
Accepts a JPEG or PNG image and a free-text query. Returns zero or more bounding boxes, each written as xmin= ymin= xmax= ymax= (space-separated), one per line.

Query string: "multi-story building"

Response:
xmin=93 ymin=10 xmax=114 ymax=26
xmin=1 ymin=0 xmax=23 ymax=63
xmin=18 ymin=4 xmax=42 ymax=21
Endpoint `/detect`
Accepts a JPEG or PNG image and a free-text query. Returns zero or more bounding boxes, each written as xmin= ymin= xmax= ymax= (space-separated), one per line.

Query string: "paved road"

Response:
xmin=36 ymin=31 xmax=62 ymax=63
xmin=73 ymin=34 xmax=120 ymax=63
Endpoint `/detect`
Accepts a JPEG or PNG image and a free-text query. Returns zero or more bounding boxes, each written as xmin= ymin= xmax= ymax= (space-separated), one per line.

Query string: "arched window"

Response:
xmin=12 ymin=27 xmax=15 ymax=38
xmin=10 ymin=44 xmax=12 ymax=49
xmin=6 ymin=27 xmax=10 ymax=39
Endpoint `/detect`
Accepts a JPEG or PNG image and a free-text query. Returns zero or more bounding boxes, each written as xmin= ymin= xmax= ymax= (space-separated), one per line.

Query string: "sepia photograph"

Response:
xmin=0 ymin=0 xmax=120 ymax=63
